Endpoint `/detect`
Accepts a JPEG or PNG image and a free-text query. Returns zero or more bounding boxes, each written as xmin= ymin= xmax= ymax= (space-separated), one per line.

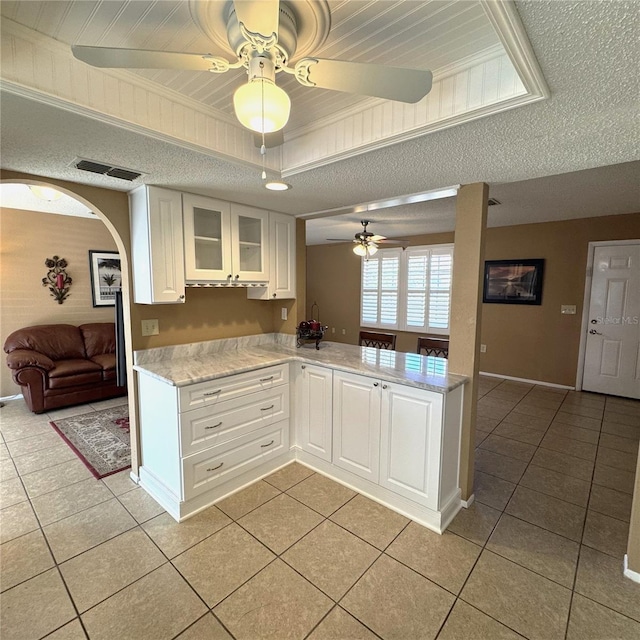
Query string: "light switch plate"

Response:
xmin=281 ymin=307 xmax=287 ymax=320
xmin=141 ymin=319 xmax=159 ymax=336
xmin=561 ymin=305 xmax=577 ymax=315
xmin=480 ymin=344 xmax=487 ymax=353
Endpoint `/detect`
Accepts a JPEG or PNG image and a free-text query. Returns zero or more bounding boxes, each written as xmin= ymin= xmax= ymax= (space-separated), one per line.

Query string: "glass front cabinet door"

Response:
xmin=230 ymin=204 xmax=269 ymax=282
xmin=183 ymin=194 xmax=232 ymax=281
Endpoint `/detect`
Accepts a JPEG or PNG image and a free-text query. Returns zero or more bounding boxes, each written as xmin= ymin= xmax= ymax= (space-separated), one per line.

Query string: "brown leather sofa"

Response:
xmin=4 ymin=323 xmax=126 ymax=413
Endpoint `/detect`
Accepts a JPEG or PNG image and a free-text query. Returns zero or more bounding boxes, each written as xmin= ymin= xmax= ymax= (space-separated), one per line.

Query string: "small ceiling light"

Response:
xmin=233 ymin=55 xmax=291 ymax=133
xmin=29 ymin=185 xmax=64 ymax=201
xmin=264 ymin=180 xmax=292 ymax=191
xmin=353 ymin=242 xmax=378 ymax=257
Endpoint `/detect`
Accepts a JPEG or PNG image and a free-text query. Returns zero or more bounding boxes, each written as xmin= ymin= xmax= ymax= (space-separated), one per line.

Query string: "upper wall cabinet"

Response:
xmin=230 ymin=204 xmax=269 ymax=283
xmin=183 ymin=197 xmax=269 ymax=284
xmin=247 ymin=212 xmax=296 ymax=300
xmin=130 ymin=186 xmax=185 ymax=304
xmin=183 ymin=194 xmax=232 ymax=282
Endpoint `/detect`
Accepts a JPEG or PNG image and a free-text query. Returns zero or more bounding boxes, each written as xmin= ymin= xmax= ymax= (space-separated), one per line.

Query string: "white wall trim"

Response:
xmin=624 ymin=554 xmax=640 ymax=584
xmin=575 ymin=239 xmax=640 ymax=391
xmin=479 ymin=371 xmax=574 ymax=390
xmin=461 ymin=494 xmax=475 ymax=508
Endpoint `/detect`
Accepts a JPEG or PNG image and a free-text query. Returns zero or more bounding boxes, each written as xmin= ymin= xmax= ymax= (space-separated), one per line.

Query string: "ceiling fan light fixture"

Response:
xmin=234 ymin=77 xmax=291 ymax=133
xmin=29 ymin=185 xmax=64 ymax=201
xmin=353 ymin=241 xmax=378 ymax=257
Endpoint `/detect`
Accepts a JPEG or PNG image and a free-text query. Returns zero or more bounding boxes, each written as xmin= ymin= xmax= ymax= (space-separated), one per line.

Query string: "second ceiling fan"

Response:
xmin=71 ymin=0 xmax=434 ymax=136
xmin=327 ymin=220 xmax=407 ymax=257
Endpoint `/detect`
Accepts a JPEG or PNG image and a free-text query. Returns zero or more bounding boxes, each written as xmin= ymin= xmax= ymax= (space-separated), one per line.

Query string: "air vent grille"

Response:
xmin=487 ymin=198 xmax=501 ymax=206
xmin=73 ymin=158 xmax=143 ymax=181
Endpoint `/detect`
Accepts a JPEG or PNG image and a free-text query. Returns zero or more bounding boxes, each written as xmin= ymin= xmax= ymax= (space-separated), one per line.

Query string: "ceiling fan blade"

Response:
xmin=233 ymin=0 xmax=279 ymax=38
xmin=370 ymin=234 xmax=387 ymax=242
xmin=72 ymin=45 xmax=225 ymax=70
xmin=253 ymin=130 xmax=284 ymax=148
xmin=299 ymin=58 xmax=432 ymax=103
xmin=326 ymin=238 xmax=353 ymax=242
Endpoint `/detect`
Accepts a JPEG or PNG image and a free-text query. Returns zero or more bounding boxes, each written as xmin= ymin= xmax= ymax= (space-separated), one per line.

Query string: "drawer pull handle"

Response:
xmin=205 ymin=422 xmax=223 ymax=430
xmin=261 ymin=440 xmax=274 ymax=448
xmin=260 ymin=376 xmax=274 ymax=382
xmin=203 ymin=390 xmax=221 ymax=397
xmin=207 ymin=462 xmax=223 ymax=472
xmin=260 ymin=405 xmax=275 ymax=411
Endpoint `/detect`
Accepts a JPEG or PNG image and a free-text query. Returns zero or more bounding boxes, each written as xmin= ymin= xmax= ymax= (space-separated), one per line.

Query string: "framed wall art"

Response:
xmin=89 ymin=250 xmax=122 ymax=307
xmin=483 ymin=259 xmax=544 ymax=305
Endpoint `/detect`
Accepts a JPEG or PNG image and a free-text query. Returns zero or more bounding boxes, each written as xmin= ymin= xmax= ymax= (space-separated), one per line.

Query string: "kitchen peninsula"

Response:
xmin=133 ymin=335 xmax=468 ymax=533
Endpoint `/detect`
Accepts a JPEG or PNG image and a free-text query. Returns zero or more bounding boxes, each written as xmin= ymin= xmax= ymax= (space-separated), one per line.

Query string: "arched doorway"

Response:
xmin=0 ymin=177 xmax=140 ymax=475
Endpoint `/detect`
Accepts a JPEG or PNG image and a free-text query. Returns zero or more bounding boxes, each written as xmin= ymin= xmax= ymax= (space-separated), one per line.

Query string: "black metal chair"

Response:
xmin=359 ymin=331 xmax=397 ymax=350
xmin=417 ymin=336 xmax=449 ymax=358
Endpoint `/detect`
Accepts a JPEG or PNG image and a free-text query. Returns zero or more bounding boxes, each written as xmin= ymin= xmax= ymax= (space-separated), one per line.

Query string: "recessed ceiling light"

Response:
xmin=264 ymin=180 xmax=292 ymax=191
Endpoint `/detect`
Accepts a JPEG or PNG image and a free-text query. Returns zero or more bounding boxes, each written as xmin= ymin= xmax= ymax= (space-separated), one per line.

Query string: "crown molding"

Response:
xmin=480 ymin=0 xmax=550 ymax=98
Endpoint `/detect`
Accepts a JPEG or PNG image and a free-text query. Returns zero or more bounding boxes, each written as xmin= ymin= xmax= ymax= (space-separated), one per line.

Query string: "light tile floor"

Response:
xmin=1 ymin=380 xmax=639 ymax=639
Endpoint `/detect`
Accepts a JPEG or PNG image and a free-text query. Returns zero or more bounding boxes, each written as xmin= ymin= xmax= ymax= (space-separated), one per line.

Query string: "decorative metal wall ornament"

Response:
xmin=42 ymin=256 xmax=72 ymax=304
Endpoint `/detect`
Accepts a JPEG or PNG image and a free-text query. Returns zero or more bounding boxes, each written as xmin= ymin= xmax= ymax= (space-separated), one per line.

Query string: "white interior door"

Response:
xmin=582 ymin=243 xmax=640 ymax=399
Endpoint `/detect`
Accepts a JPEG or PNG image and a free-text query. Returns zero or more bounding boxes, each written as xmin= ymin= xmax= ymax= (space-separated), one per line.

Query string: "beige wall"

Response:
xmin=306 ymin=213 xmax=640 ymax=386
xmin=1 ymin=208 xmax=118 ymax=397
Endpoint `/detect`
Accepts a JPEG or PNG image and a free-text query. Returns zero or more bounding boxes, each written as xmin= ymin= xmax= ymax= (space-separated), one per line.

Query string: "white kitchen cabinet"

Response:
xmin=379 ymin=382 xmax=445 ymax=509
xmin=332 ymin=370 xmax=381 ymax=482
xmin=295 ymin=363 xmax=332 ymax=461
xmin=231 ymin=203 xmax=269 ymax=282
xmin=129 ymin=185 xmax=185 ymax=304
xmin=137 ymin=364 xmax=290 ymax=520
xmin=247 ymin=212 xmax=296 ymax=300
xmin=183 ymin=193 xmax=232 ymax=281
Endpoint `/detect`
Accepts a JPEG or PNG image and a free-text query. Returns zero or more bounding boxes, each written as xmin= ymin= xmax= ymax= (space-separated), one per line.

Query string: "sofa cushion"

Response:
xmin=80 ymin=323 xmax=116 ymax=359
xmin=90 ymin=354 xmax=117 ymax=381
xmin=4 ymin=325 xmax=86 ymax=360
xmin=48 ymin=359 xmax=103 ymax=389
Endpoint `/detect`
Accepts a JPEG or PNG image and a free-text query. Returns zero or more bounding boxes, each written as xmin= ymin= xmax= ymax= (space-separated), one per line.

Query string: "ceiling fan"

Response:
xmin=327 ymin=220 xmax=407 ymax=257
xmin=71 ymin=0 xmax=433 ymax=139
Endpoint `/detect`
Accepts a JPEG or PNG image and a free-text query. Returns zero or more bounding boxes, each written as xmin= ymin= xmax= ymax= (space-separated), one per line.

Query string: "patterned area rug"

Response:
xmin=50 ymin=405 xmax=130 ymax=479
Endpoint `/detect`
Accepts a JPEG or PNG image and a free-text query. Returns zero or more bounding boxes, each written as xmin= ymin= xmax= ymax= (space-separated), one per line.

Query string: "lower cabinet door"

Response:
xmin=332 ymin=371 xmax=381 ymax=482
xmin=379 ymin=383 xmax=443 ymax=509
xmin=296 ymin=363 xmax=332 ymax=461
xmin=182 ymin=422 xmax=288 ymax=499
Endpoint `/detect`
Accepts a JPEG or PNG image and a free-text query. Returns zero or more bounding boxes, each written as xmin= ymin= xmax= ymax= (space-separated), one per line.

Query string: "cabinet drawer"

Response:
xmin=179 ymin=364 xmax=289 ymax=411
xmin=180 ymin=386 xmax=289 ymax=456
xmin=182 ymin=422 xmax=288 ymax=499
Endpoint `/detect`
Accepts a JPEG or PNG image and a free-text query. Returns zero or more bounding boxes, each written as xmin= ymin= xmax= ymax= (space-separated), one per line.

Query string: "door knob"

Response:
xmin=589 ymin=329 xmax=602 ymax=335
xmin=590 ymin=319 xmax=598 ymax=324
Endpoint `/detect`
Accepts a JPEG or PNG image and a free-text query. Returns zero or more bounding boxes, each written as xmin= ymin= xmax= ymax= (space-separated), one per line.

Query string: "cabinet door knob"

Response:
xmin=373 ymin=382 xmax=379 ymax=387
xmin=301 ymin=365 xmax=306 ymax=369
xmin=272 ymin=293 xmax=277 ymax=298
xmin=235 ymin=275 xmax=240 ymax=280
xmin=227 ymin=274 xmax=232 ymax=280
xmin=382 ymin=384 xmax=388 ymax=390
xmin=179 ymin=294 xmax=185 ymax=300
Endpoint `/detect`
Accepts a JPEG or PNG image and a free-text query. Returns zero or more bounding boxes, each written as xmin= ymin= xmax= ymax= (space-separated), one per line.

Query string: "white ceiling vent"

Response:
xmin=72 ymin=158 xmax=143 ymax=181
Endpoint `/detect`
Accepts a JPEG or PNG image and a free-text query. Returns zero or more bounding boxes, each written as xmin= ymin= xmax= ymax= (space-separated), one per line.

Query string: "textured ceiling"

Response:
xmin=1 ymin=0 xmax=639 ymax=243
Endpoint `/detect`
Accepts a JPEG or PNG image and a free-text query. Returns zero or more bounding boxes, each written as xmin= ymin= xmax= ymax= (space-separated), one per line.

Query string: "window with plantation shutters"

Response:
xmin=360 ymin=244 xmax=453 ymax=334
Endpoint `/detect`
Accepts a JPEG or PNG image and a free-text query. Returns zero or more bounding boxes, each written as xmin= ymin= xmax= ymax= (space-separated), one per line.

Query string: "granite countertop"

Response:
xmin=133 ymin=341 xmax=468 ymax=394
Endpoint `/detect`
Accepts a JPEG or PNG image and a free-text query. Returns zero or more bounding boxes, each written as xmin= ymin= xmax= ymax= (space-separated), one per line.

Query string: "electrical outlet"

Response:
xmin=561 ymin=305 xmax=577 ymax=315
xmin=480 ymin=344 xmax=487 ymax=353
xmin=141 ymin=319 xmax=159 ymax=336
xmin=342 ymin=329 xmax=346 ymax=335
xmin=281 ymin=307 xmax=287 ymax=320
xmin=331 ymin=327 xmax=335 ymax=334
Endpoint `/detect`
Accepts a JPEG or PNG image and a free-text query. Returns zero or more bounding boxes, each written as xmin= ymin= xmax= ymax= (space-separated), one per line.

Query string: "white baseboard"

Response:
xmin=479 ymin=371 xmax=574 ymax=390
xmin=461 ymin=494 xmax=475 ymax=508
xmin=624 ymin=554 xmax=640 ymax=583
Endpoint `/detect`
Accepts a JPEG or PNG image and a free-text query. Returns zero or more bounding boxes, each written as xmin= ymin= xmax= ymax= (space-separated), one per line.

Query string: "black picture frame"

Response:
xmin=483 ymin=259 xmax=544 ymax=305
xmin=89 ymin=250 xmax=122 ymax=307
